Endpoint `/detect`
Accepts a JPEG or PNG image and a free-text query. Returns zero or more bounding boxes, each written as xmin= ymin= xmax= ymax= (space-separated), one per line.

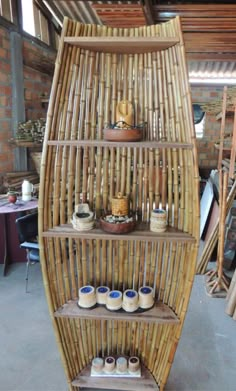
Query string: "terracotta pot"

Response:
xmin=8 ymin=193 xmax=17 ymax=204
xmin=100 ymin=218 xmax=136 ymax=234
xmin=103 ymin=127 xmax=142 ymax=142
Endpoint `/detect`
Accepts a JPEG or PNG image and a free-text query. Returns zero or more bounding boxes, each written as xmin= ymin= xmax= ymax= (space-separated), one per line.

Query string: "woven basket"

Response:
xmin=111 ymin=193 xmax=129 ymax=216
xmin=30 ymin=152 xmax=42 ymax=175
xmin=150 ymin=209 xmax=167 ymax=233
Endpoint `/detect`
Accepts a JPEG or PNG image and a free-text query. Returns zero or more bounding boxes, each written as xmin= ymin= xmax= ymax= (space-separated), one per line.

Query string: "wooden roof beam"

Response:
xmin=187 ymin=53 xmax=236 ymax=62
xmin=153 ymin=4 xmax=236 ymax=20
xmin=140 ymin=0 xmax=154 ymax=25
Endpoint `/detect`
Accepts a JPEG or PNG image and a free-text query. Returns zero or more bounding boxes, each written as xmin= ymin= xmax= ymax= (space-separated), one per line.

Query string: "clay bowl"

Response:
xmin=103 ymin=127 xmax=142 ymax=142
xmin=100 ymin=218 xmax=136 ymax=234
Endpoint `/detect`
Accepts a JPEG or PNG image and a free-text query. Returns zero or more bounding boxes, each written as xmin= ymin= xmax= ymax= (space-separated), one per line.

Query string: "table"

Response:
xmin=0 ymin=196 xmax=38 ymax=276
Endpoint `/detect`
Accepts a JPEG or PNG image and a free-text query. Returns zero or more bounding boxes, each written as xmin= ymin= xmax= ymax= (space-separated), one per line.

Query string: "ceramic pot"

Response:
xmin=8 ymin=192 xmax=17 ymax=204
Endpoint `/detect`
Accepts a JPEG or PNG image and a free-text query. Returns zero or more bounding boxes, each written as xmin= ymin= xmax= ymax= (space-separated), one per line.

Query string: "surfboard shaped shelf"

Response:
xmin=39 ymin=15 xmax=199 ymax=391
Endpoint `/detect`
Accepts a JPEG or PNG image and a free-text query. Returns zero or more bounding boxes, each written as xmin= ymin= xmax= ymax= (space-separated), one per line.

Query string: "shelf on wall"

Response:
xmin=47 ymin=140 xmax=193 ymax=149
xmin=9 ymin=139 xmax=42 ymax=148
xmin=54 ymin=300 xmax=179 ymax=324
xmin=64 ymin=36 xmax=179 ymax=54
xmin=42 ymin=223 xmax=196 ymax=243
xmin=214 ymin=143 xmax=231 ymax=152
xmin=215 ymin=109 xmax=234 ymax=121
xmin=72 ymin=362 xmax=159 ymax=390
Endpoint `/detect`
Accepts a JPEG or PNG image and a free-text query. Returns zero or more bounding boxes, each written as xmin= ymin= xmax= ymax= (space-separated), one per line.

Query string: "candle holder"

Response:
xmin=104 ymin=356 xmax=116 ymax=373
xmin=91 ymin=357 xmax=104 ymax=373
xmin=96 ymin=286 xmax=110 ymax=305
xmin=71 ymin=203 xmax=94 ymax=231
xmin=150 ymin=208 xmax=167 ymax=233
xmin=78 ymin=285 xmax=96 ymax=308
xmin=128 ymin=356 xmax=140 ymax=373
xmin=138 ymin=286 xmax=154 ymax=309
xmin=116 ymin=357 xmax=128 ymax=373
xmin=122 ymin=289 xmax=139 ymax=312
xmin=106 ymin=290 xmax=123 ymax=311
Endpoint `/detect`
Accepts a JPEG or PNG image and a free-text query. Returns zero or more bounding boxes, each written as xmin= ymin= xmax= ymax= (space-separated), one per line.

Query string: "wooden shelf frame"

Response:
xmin=54 ymin=300 xmax=179 ymax=325
xmin=42 ymin=223 xmax=196 ymax=243
xmin=72 ymin=363 xmax=159 ymax=390
xmin=47 ymin=140 xmax=193 ymax=149
xmin=64 ymin=36 xmax=179 ymax=53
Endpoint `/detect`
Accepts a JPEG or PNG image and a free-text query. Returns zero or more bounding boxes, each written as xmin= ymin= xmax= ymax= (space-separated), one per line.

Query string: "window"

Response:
xmin=21 ymin=0 xmax=50 ymax=45
xmin=21 ymin=0 xmax=35 ymax=35
xmin=0 ymin=0 xmax=13 ymax=22
xmin=193 ymin=103 xmax=205 ymax=139
xmin=195 ymin=114 xmax=205 ymax=139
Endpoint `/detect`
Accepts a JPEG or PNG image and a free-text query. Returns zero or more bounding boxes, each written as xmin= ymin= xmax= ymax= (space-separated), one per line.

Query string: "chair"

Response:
xmin=15 ymin=212 xmax=40 ymax=292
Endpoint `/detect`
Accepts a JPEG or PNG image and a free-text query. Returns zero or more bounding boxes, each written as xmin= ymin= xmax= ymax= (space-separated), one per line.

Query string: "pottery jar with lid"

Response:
xmin=22 ymin=179 xmax=34 ymax=202
xmin=7 ymin=190 xmax=17 ymax=204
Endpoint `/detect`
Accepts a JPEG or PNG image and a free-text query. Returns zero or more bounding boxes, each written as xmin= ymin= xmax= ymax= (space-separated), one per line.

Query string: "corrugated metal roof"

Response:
xmin=188 ymin=61 xmax=236 ymax=80
xmin=44 ymin=1 xmax=236 ymax=80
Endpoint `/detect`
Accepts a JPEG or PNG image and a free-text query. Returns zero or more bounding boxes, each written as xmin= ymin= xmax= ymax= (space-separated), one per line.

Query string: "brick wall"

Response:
xmin=0 ymin=25 xmax=13 ymax=180
xmin=191 ymin=85 xmax=233 ymax=171
xmin=0 ymin=28 xmax=232 ymax=179
xmin=0 ymin=28 xmax=56 ymax=264
xmin=23 ymin=39 xmax=55 ymax=120
xmin=0 ymin=27 xmax=56 ymax=191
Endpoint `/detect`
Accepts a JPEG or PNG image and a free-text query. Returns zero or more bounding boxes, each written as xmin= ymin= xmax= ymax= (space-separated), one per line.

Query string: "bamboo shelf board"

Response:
xmin=42 ymin=223 xmax=196 ymax=243
xmin=72 ymin=363 xmax=159 ymax=390
xmin=47 ymin=140 xmax=193 ymax=149
xmin=64 ymin=36 xmax=179 ymax=53
xmin=55 ymin=301 xmax=179 ymax=324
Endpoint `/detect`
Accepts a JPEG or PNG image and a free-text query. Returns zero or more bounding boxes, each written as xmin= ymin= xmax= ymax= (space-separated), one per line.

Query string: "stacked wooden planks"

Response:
xmin=3 ymin=171 xmax=39 ymax=193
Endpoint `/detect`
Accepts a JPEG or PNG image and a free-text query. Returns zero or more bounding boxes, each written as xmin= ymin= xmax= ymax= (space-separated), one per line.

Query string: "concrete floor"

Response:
xmin=0 ymin=262 xmax=236 ymax=391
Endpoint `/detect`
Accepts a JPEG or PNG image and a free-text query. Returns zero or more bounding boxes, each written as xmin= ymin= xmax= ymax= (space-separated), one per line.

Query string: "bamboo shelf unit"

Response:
xmin=39 ymin=16 xmax=200 ymax=391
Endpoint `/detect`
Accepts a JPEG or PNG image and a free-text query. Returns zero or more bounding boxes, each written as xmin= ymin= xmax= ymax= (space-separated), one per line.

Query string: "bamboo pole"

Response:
xmin=218 ymin=86 xmax=228 ymax=170
xmin=206 ymin=171 xmax=230 ymax=294
xmin=197 ymin=176 xmax=236 ymax=274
